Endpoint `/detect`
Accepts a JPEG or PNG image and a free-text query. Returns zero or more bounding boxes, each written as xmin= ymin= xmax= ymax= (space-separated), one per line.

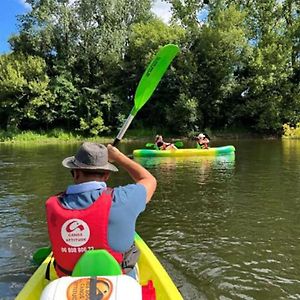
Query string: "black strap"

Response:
xmin=54 ymin=260 xmax=72 ymax=276
xmin=121 ymin=243 xmax=140 ymax=274
xmin=45 ymin=257 xmax=72 ymax=279
xmin=45 ymin=254 xmax=53 ymax=280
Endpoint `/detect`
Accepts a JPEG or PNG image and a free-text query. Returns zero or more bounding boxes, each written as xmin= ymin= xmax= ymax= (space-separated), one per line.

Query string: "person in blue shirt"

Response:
xmin=45 ymin=142 xmax=157 ymax=279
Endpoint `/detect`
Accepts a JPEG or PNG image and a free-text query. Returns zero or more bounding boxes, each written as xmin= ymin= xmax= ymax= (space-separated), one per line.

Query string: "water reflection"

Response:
xmin=135 ymin=153 xmax=236 ymax=299
xmin=134 ymin=153 xmax=235 ymax=171
xmin=3 ymin=141 xmax=300 ymax=299
xmin=282 ymin=139 xmax=300 ymax=160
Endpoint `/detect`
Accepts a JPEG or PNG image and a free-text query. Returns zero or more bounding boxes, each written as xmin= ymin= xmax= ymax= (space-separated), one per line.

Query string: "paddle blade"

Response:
xmin=32 ymin=246 xmax=52 ymax=265
xmin=131 ymin=44 xmax=180 ymax=116
xmin=113 ymin=44 xmax=180 ymax=145
xmin=174 ymin=141 xmax=184 ymax=148
xmin=145 ymin=143 xmax=155 ymax=148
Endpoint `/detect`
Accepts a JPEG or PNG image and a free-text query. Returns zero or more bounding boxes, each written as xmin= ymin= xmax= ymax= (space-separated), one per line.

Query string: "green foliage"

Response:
xmin=129 ymin=19 xmax=185 ymax=59
xmin=168 ymin=0 xmax=206 ymax=29
xmin=0 ymin=129 xmax=81 ymax=143
xmin=79 ymin=113 xmax=109 ymax=136
xmin=46 ymin=128 xmax=81 ymax=141
xmin=0 ymin=53 xmax=55 ymax=130
xmin=51 ymin=73 xmax=78 ymax=127
xmin=126 ymin=19 xmax=184 ymax=90
xmin=0 ymin=0 xmax=299 ymax=137
xmin=185 ymin=5 xmax=250 ymax=129
xmin=9 ymin=0 xmax=152 ymax=134
xmin=282 ymin=123 xmax=300 ymax=139
xmin=166 ymin=94 xmax=199 ymax=134
xmin=238 ymin=41 xmax=292 ymax=132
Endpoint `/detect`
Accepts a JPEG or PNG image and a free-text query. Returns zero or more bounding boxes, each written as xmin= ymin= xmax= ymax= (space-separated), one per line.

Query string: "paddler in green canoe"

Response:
xmin=155 ymin=135 xmax=178 ymax=150
xmin=45 ymin=142 xmax=157 ymax=280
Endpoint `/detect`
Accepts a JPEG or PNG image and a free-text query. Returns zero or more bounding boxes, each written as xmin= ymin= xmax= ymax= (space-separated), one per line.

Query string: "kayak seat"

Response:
xmin=72 ymin=249 xmax=122 ymax=277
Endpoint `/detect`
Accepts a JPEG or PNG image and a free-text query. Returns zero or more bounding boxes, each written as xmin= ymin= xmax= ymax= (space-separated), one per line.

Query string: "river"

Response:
xmin=0 ymin=139 xmax=300 ymax=299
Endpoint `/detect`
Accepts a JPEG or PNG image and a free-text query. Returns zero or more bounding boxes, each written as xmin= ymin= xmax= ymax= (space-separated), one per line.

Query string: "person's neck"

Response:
xmin=75 ymin=178 xmax=105 ymax=184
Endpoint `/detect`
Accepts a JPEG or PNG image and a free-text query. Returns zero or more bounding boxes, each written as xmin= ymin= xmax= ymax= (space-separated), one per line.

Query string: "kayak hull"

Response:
xmin=16 ymin=233 xmax=183 ymax=300
xmin=133 ymin=145 xmax=235 ymax=157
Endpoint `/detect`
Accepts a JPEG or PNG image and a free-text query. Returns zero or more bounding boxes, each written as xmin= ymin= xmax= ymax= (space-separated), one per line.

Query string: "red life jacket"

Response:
xmin=46 ymin=189 xmax=123 ymax=277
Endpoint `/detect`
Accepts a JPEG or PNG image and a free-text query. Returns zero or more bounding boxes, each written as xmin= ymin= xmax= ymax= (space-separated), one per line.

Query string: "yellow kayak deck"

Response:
xmin=16 ymin=233 xmax=183 ymax=300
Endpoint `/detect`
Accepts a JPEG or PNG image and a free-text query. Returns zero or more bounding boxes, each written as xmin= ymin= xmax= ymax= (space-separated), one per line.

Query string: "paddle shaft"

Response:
xmin=112 ymin=114 xmax=134 ymax=146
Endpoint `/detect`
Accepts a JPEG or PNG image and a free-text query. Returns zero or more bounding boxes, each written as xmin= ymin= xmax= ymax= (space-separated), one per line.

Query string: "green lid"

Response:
xmin=72 ymin=249 xmax=122 ymax=277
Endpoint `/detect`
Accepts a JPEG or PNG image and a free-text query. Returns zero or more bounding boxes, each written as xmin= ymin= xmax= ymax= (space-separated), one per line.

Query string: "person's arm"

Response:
xmin=107 ymin=144 xmax=157 ymax=203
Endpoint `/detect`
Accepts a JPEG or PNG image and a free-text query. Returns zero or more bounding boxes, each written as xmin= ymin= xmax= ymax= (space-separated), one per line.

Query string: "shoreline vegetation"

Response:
xmin=282 ymin=123 xmax=300 ymax=139
xmin=1 ymin=124 xmax=299 ymax=144
xmin=1 ymin=2 xmax=299 ymax=140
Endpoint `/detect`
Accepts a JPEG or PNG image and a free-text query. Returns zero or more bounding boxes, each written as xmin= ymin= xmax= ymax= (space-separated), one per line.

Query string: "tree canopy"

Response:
xmin=0 ymin=0 xmax=299 ymax=136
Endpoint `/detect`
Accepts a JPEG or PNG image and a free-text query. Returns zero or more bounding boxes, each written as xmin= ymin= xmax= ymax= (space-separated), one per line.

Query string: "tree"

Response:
xmin=0 ymin=54 xmax=54 ymax=130
xmin=229 ymin=0 xmax=298 ymax=132
xmin=169 ymin=0 xmax=300 ymax=133
xmin=9 ymin=0 xmax=153 ymax=134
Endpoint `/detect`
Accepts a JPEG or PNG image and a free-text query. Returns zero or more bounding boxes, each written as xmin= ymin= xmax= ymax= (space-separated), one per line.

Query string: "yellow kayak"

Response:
xmin=16 ymin=233 xmax=183 ymax=300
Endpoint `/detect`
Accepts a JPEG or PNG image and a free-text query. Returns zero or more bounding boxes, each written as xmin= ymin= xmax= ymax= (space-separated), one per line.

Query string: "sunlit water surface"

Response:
xmin=0 ymin=139 xmax=299 ymax=299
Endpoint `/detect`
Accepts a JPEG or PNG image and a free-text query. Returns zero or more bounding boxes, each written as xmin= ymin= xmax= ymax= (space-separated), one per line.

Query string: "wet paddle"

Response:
xmin=112 ymin=44 xmax=180 ymax=146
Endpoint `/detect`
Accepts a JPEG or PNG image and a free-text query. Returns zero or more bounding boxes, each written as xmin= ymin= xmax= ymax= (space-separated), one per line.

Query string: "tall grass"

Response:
xmin=0 ymin=129 xmax=85 ymax=143
xmin=0 ymin=128 xmax=152 ymax=143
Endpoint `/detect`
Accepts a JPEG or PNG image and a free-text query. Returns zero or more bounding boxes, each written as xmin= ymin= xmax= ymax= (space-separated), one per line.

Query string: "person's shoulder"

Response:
xmin=113 ymin=184 xmax=147 ymax=212
xmin=113 ymin=184 xmax=146 ymax=199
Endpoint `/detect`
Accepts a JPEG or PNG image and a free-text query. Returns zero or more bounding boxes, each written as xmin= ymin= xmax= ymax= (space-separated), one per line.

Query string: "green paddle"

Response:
xmin=32 ymin=44 xmax=180 ymax=265
xmin=145 ymin=141 xmax=184 ymax=149
xmin=32 ymin=246 xmax=52 ymax=265
xmin=112 ymin=44 xmax=180 ymax=146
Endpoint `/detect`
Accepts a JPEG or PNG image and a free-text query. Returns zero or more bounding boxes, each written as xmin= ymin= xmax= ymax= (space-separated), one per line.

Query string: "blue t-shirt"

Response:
xmin=60 ymin=181 xmax=146 ymax=252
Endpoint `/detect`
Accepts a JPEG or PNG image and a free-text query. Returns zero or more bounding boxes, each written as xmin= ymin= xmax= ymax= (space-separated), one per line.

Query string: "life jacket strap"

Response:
xmin=54 ymin=260 xmax=72 ymax=276
xmin=121 ymin=243 xmax=140 ymax=274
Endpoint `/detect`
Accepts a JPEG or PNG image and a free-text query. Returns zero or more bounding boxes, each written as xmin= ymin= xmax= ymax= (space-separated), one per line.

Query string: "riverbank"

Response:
xmin=0 ymin=128 xmax=156 ymax=144
xmin=0 ymin=125 xmax=299 ymax=144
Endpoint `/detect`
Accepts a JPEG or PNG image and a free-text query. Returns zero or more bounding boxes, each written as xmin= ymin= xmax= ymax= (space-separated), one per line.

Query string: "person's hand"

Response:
xmin=107 ymin=144 xmax=122 ymax=163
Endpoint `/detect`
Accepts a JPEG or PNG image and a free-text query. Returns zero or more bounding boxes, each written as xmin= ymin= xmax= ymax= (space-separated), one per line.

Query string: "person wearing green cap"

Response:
xmin=45 ymin=142 xmax=157 ymax=279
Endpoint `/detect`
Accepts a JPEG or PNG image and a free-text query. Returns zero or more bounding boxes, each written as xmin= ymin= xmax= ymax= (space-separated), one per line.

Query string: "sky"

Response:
xmin=0 ymin=0 xmax=172 ymax=54
xmin=0 ymin=0 xmax=31 ymax=54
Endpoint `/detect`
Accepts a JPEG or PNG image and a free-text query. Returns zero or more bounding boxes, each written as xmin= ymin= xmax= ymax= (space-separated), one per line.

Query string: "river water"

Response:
xmin=0 ymin=139 xmax=300 ymax=299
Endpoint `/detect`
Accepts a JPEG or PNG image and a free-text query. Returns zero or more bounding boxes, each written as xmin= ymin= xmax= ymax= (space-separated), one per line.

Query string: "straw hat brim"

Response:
xmin=62 ymin=156 xmax=118 ymax=172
